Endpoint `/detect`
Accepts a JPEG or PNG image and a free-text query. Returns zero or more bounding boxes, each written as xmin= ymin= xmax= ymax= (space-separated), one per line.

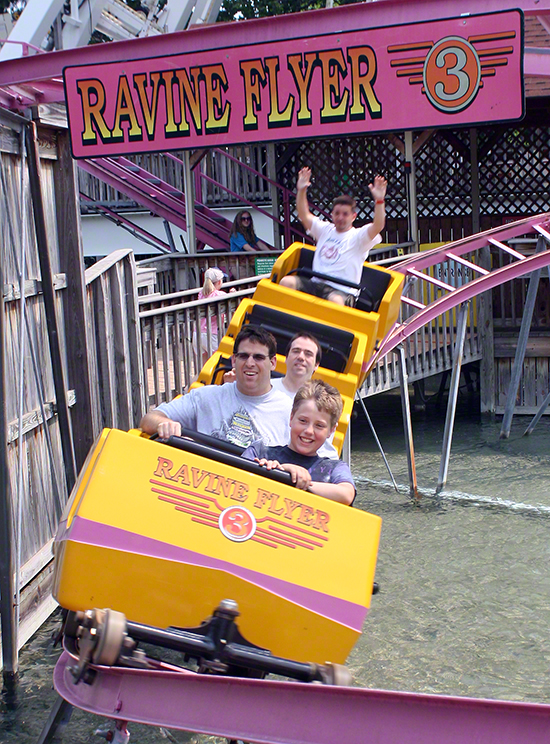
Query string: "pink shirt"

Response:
xmin=198 ymin=288 xmax=227 ymax=333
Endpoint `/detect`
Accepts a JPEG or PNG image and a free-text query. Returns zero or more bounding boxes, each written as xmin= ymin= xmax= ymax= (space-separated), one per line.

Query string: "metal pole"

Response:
xmin=404 ymin=132 xmax=418 ymax=249
xmin=500 ymin=236 xmax=545 ymax=439
xmin=436 ymin=302 xmax=469 ymax=494
xmin=523 ymin=265 xmax=550 ymax=436
xmin=0 ymin=258 xmax=18 ymax=682
xmin=25 ymin=121 xmax=77 ymax=491
xmin=163 ymin=219 xmax=176 ymax=252
xmin=341 ymin=421 xmax=351 ymax=467
xmin=183 ymin=150 xmax=196 ymax=253
xmin=396 ymin=344 xmax=419 ymax=499
xmin=524 ymin=389 xmax=550 ymax=436
xmin=355 ymin=392 xmax=399 ymax=492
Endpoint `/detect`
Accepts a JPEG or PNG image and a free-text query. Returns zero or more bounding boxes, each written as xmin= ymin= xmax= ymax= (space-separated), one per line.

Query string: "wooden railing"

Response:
xmin=85 ymin=248 xmax=146 ymax=434
xmin=141 ymin=287 xmax=254 ymax=406
xmin=137 ymin=250 xmax=283 ymax=294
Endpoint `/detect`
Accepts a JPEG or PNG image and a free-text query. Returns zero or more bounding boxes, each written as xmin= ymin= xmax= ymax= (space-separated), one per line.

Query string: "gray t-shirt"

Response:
xmin=155 ymin=382 xmax=291 ymax=449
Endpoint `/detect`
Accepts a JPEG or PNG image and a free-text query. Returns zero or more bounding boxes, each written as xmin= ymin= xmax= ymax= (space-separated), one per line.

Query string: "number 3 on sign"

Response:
xmin=423 ymin=37 xmax=481 ymax=114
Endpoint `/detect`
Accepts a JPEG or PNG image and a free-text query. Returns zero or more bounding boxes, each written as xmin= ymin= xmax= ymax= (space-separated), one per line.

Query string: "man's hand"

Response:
xmin=223 ymin=369 xmax=236 ymax=383
xmin=297 ymin=167 xmax=312 ymax=191
xmin=156 ymin=419 xmax=182 ymax=439
xmin=368 ymin=175 xmax=387 ymax=202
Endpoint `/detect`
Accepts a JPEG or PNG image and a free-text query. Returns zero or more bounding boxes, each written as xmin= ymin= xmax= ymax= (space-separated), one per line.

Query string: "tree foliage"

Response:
xmin=218 ymin=0 xmax=360 ymax=22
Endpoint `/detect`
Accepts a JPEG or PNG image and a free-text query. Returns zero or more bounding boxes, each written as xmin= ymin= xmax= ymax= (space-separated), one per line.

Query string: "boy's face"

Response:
xmin=289 ymin=400 xmax=335 ymax=457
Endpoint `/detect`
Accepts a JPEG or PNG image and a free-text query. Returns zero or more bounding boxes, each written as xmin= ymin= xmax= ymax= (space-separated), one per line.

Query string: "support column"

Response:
xmin=0 ymin=258 xmax=18 ymax=681
xmin=267 ymin=143 xmax=281 ymax=250
xmin=396 ymin=344 xmax=418 ymax=499
xmin=404 ymin=131 xmax=418 ymax=249
xmin=436 ymin=302 xmax=469 ymax=494
xmin=53 ymin=130 xmax=94 ymax=471
xmin=26 ymin=121 xmax=77 ymax=492
xmin=183 ymin=151 xmax=196 ymax=254
xmin=470 ymin=128 xmax=480 ymax=234
xmin=500 ymin=236 xmax=544 ymax=438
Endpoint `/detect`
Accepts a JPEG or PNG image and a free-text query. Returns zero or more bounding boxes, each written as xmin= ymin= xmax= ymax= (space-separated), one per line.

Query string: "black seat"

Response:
xmin=355 ymin=265 xmax=392 ymax=313
xmin=245 ymin=304 xmax=354 ymax=373
xmin=279 ymin=246 xmax=390 ymax=314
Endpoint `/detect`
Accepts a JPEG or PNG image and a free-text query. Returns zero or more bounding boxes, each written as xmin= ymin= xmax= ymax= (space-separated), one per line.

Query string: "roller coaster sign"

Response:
xmin=64 ymin=9 xmax=523 ymax=158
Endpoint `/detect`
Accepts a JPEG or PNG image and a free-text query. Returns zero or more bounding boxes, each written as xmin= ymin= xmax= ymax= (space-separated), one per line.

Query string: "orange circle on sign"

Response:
xmin=423 ymin=36 xmax=481 ymax=113
xmin=219 ymin=506 xmax=257 ymax=542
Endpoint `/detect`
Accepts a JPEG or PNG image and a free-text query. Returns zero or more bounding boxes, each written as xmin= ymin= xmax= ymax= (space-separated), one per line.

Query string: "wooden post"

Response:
xmin=478 ymin=244 xmax=495 ymax=413
xmin=52 ymin=130 xmax=94 ymax=470
xmin=267 ymin=143 xmax=281 ymax=250
xmin=0 ymin=258 xmax=18 ymax=681
xmin=404 ymin=132 xmax=418 ymax=249
xmin=26 ymin=121 xmax=77 ymax=492
xmin=470 ymin=128 xmax=480 ymax=235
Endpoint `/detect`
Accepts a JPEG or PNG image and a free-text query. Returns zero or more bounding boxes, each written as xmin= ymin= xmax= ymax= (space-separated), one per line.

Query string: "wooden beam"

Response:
xmin=52 ymin=130 xmax=94 ymax=470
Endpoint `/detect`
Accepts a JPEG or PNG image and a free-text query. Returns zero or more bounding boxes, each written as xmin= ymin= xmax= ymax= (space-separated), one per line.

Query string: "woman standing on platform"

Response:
xmin=197 ymin=267 xmax=234 ymax=365
xmin=230 ymin=210 xmax=270 ymax=252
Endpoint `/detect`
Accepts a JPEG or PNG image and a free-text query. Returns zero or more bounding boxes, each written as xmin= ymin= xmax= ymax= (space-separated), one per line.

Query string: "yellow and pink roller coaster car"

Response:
xmin=53 ymin=243 xmax=404 ymax=674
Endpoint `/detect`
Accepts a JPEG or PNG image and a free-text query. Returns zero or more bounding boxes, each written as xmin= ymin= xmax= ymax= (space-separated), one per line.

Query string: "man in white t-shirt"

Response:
xmin=140 ymin=325 xmax=291 ymax=449
xmin=271 ymin=332 xmax=338 ymax=460
xmin=280 ymin=167 xmax=387 ymax=305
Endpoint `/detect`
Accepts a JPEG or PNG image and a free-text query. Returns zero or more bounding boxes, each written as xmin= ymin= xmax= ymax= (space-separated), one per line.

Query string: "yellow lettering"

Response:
xmin=318 ymin=50 xmax=349 ymax=123
xmin=239 ymin=59 xmax=266 ymax=130
xmin=265 ymin=57 xmax=294 ymax=129
xmin=161 ymin=71 xmax=178 ymax=136
xmin=174 ymin=67 xmax=202 ymax=135
xmin=203 ymin=64 xmax=230 ymax=133
xmin=347 ymin=46 xmax=382 ymax=120
xmin=77 ymin=79 xmax=112 ymax=144
xmin=287 ymin=53 xmax=318 ymax=125
xmin=133 ymin=72 xmax=162 ymax=139
xmin=111 ymin=75 xmax=143 ymax=142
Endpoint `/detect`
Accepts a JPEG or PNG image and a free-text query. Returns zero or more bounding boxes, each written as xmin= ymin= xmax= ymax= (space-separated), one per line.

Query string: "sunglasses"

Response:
xmin=234 ymin=352 xmax=270 ymax=362
xmin=241 ymin=215 xmax=251 ymax=221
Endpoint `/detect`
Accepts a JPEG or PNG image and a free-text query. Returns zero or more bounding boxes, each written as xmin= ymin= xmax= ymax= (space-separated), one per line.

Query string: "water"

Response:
xmin=3 ymin=382 xmax=550 ymax=742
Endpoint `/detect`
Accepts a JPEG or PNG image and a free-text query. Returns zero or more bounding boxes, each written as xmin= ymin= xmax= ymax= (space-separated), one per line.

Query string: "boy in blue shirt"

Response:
xmin=242 ymin=380 xmax=355 ymax=505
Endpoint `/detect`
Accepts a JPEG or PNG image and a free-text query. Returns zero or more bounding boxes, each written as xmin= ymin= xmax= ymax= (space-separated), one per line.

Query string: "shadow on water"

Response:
xmin=5 ymin=373 xmax=550 ymax=742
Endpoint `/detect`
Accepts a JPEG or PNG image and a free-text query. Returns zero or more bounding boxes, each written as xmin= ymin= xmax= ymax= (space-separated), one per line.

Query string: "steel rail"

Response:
xmin=54 ymin=650 xmax=550 ymax=744
xmin=367 ymin=244 xmax=550 ymax=375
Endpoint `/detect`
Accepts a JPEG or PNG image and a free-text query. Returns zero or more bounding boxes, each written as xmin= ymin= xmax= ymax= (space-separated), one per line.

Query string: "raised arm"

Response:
xmin=296 ymin=167 xmax=314 ymax=232
xmin=367 ymin=175 xmax=387 ymax=240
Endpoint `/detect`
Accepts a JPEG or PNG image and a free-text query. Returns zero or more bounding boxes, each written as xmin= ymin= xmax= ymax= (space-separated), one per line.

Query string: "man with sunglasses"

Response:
xmin=140 ymin=325 xmax=291 ymax=449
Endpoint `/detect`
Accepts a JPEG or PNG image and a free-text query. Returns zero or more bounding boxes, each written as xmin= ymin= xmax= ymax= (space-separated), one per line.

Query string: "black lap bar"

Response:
xmin=245 ymin=304 xmax=354 ymax=373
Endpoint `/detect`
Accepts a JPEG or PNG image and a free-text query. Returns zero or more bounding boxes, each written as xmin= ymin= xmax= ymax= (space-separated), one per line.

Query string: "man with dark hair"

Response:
xmin=280 ymin=167 xmax=387 ymax=305
xmin=140 ymin=325 xmax=291 ymax=449
xmin=271 ymin=332 xmax=322 ymax=398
